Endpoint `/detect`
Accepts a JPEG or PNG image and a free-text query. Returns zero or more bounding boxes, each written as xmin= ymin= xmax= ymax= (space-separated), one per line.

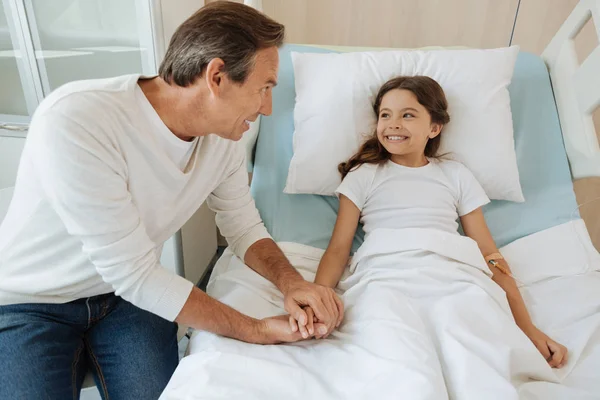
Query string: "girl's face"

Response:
xmin=376 ymin=89 xmax=442 ymax=164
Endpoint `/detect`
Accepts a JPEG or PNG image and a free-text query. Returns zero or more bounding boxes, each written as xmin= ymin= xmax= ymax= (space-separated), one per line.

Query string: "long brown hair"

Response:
xmin=338 ymin=76 xmax=450 ymax=179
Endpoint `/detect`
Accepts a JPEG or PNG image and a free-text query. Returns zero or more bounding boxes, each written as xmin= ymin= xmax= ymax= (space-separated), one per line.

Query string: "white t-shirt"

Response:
xmin=336 ymin=159 xmax=490 ymax=236
xmin=0 ymin=74 xmax=270 ymax=321
xmin=134 ymin=84 xmax=198 ymax=171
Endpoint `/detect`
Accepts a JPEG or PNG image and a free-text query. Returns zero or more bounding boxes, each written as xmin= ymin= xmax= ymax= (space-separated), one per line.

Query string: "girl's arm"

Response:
xmin=460 ymin=208 xmax=531 ymax=328
xmin=315 ymin=195 xmax=361 ymax=288
xmin=299 ymin=194 xmax=360 ymax=339
xmin=461 ymin=207 xmax=568 ymax=368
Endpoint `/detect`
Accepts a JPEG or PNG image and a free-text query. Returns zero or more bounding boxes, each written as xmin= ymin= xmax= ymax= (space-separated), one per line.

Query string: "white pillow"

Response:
xmin=285 ymin=47 xmax=524 ymax=202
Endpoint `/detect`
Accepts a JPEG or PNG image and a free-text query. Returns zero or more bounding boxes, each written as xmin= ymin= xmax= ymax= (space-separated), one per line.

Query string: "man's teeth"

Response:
xmin=386 ymin=136 xmax=407 ymax=141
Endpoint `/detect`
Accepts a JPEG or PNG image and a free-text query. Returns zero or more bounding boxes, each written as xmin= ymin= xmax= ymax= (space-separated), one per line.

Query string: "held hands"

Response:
xmin=289 ymin=306 xmax=332 ymax=340
xmin=282 ymin=280 xmax=344 ymax=340
xmin=255 ymin=314 xmax=328 ymax=344
xmin=524 ymin=325 xmax=568 ymax=368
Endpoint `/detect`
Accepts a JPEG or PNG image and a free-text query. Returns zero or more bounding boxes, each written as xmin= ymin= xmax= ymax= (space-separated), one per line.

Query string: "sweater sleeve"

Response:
xmin=30 ymin=111 xmax=193 ymax=322
xmin=206 ymin=144 xmax=271 ymax=261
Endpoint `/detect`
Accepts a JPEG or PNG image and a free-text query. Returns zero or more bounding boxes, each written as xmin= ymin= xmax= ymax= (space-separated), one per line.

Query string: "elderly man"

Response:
xmin=0 ymin=2 xmax=342 ymax=398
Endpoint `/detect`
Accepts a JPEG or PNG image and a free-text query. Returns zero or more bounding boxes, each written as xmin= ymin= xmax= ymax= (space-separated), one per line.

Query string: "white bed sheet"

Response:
xmin=161 ymin=220 xmax=600 ymax=400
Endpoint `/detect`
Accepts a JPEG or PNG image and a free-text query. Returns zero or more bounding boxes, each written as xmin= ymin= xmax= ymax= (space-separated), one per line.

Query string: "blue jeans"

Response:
xmin=0 ymin=293 xmax=179 ymax=399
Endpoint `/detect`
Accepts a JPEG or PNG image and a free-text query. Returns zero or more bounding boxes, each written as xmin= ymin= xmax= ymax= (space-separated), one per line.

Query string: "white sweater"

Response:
xmin=0 ymin=75 xmax=270 ymax=321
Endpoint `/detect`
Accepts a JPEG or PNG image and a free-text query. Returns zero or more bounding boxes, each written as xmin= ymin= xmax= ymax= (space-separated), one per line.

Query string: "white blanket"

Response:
xmin=160 ymin=223 xmax=600 ymax=400
xmin=162 ymin=221 xmax=600 ymax=400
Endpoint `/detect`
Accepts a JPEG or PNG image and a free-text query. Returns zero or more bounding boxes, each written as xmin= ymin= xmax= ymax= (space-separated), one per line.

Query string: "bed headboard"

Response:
xmin=542 ymin=0 xmax=600 ymax=180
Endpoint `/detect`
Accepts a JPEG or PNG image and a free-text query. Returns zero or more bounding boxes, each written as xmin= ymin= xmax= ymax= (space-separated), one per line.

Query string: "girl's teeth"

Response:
xmin=387 ymin=136 xmax=406 ymax=141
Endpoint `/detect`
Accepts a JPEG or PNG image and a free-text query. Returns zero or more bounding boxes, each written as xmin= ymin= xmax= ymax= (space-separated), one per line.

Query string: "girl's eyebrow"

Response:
xmin=379 ymin=107 xmax=419 ymax=113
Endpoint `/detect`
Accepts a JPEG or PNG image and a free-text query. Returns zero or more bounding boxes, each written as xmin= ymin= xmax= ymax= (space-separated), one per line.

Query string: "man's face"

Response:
xmin=206 ymin=46 xmax=279 ymax=141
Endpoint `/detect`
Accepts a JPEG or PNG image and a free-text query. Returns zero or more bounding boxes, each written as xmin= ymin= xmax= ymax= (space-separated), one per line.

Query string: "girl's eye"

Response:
xmin=380 ymin=112 xmax=390 ymax=118
xmin=403 ymin=113 xmax=414 ymax=118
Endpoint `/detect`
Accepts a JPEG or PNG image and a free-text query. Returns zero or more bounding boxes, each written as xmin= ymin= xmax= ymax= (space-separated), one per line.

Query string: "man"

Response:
xmin=0 ymin=2 xmax=342 ymax=398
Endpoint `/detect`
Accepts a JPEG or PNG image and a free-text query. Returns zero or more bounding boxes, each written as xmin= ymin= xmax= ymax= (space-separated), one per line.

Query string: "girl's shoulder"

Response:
xmin=343 ymin=162 xmax=380 ymax=179
xmin=340 ymin=162 xmax=381 ymax=194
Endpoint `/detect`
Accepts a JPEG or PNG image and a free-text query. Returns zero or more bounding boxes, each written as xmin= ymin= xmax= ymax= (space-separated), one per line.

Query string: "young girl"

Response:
xmin=305 ymin=75 xmax=567 ymax=371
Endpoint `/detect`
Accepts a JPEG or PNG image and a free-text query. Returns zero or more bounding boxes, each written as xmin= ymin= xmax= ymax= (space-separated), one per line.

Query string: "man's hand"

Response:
xmin=289 ymin=306 xmax=333 ymax=340
xmin=283 ymin=281 xmax=344 ymax=338
xmin=253 ymin=315 xmax=327 ymax=345
xmin=243 ymin=239 xmax=344 ymax=337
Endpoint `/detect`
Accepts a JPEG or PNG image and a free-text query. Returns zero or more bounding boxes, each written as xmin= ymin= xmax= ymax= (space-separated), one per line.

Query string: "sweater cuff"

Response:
xmin=232 ymin=224 xmax=272 ymax=262
xmin=150 ymin=271 xmax=194 ymax=321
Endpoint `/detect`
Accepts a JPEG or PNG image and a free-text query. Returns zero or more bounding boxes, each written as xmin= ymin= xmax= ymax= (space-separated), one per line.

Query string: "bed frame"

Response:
xmin=242 ymin=0 xmax=600 ymax=181
xmin=543 ymin=0 xmax=600 ymax=180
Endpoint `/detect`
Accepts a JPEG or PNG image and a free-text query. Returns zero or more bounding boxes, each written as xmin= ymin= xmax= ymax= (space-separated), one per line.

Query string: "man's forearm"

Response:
xmin=244 ymin=238 xmax=304 ymax=294
xmin=175 ymin=286 xmax=261 ymax=342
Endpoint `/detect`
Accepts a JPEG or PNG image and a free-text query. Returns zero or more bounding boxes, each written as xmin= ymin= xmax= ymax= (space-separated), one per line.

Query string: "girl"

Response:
xmin=306 ymin=75 xmax=567 ymax=381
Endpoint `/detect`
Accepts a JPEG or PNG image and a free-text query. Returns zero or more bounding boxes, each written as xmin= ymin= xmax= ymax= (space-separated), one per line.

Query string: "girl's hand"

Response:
xmin=283 ymin=280 xmax=343 ymax=337
xmin=288 ymin=306 xmax=328 ymax=339
xmin=259 ymin=315 xmax=326 ymax=344
xmin=525 ymin=326 xmax=568 ymax=368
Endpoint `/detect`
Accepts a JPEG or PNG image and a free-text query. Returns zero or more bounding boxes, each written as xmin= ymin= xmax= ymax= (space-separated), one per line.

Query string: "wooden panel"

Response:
xmin=573 ymin=177 xmax=600 ymax=252
xmin=512 ymin=0 xmax=598 ymax=56
xmin=209 ymin=0 xmax=518 ymax=48
xmin=161 ymin=0 xmax=206 ymax=45
xmin=511 ymin=0 xmax=578 ymax=54
xmin=573 ymin=10 xmax=599 ymax=65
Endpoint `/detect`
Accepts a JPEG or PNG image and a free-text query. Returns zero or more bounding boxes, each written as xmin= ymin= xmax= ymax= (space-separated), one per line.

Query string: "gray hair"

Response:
xmin=159 ymin=1 xmax=285 ymax=87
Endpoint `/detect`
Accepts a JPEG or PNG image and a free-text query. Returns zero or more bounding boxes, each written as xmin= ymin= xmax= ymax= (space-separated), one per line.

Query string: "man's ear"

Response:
xmin=430 ymin=123 xmax=443 ymax=139
xmin=205 ymin=58 xmax=226 ymax=96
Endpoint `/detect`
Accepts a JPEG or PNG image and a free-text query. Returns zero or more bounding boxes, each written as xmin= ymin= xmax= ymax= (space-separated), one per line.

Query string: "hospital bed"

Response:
xmin=161 ymin=1 xmax=600 ymax=399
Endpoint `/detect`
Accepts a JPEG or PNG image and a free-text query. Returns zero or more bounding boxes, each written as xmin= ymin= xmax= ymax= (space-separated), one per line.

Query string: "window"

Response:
xmin=0 ymin=0 xmax=162 ymax=137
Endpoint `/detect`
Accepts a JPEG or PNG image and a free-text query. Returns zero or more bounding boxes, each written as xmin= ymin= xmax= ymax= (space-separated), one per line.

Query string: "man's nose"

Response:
xmin=259 ymin=92 xmax=273 ymax=116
